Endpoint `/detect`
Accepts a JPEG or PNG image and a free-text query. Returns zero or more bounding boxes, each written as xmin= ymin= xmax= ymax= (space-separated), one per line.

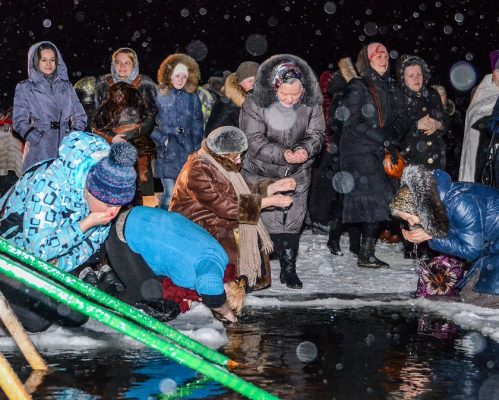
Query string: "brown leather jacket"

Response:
xmin=169 ymin=146 xmax=271 ymax=271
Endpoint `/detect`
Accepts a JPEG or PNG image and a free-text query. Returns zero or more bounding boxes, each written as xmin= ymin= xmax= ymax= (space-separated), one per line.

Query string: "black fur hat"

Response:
xmin=206 ymin=126 xmax=248 ymax=155
xmin=391 ymin=165 xmax=449 ymax=238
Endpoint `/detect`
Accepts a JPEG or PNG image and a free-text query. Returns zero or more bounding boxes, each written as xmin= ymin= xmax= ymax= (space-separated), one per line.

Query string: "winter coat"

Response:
xmin=205 ymin=73 xmax=247 ymax=134
xmin=396 ymin=55 xmax=447 ymax=170
xmin=459 ymin=74 xmax=499 ymax=182
xmin=0 ymin=131 xmax=111 ymax=272
xmin=123 ymin=206 xmax=229 ymax=296
xmin=428 ymin=170 xmax=499 ymax=262
xmin=339 ymin=46 xmax=410 ymax=224
xmin=240 ymin=54 xmax=325 ymax=234
xmin=169 ymin=144 xmax=268 ymax=273
xmin=94 ymin=73 xmax=158 ymax=140
xmin=151 ymin=54 xmax=204 ymax=179
xmin=13 ymin=41 xmax=87 ymax=171
xmin=442 ymin=100 xmax=464 ymax=181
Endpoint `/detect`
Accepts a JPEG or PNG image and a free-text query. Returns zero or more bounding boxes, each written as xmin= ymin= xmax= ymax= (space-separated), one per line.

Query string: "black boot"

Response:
xmin=357 ymin=238 xmax=389 ymax=268
xmin=98 ymin=264 xmax=125 ymax=292
xmin=348 ymin=225 xmax=361 ymax=256
xmin=134 ymin=299 xmax=180 ymax=322
xmin=327 ymin=220 xmax=343 ymax=256
xmin=279 ymin=248 xmax=302 ymax=289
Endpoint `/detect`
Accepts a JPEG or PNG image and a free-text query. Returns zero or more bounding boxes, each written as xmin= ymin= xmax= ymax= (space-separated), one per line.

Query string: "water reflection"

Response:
xmin=3 ymin=307 xmax=499 ymax=399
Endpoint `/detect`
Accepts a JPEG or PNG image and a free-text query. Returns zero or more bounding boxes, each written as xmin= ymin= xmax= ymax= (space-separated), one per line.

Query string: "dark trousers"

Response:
xmin=105 ymin=221 xmax=163 ymax=305
xmin=0 ymin=273 xmax=88 ymax=333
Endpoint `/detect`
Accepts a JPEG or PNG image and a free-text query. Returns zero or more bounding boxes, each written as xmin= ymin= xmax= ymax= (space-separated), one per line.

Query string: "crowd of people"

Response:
xmin=0 ymin=40 xmax=497 ymax=332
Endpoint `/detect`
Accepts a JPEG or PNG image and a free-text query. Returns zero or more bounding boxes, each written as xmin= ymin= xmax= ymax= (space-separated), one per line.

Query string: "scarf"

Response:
xmin=198 ymin=147 xmax=273 ymax=286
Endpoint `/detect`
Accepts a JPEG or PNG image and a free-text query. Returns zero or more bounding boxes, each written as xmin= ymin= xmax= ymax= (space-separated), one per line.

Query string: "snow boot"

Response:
xmin=279 ymin=248 xmax=302 ymax=289
xmin=348 ymin=226 xmax=361 ymax=256
xmin=134 ymin=299 xmax=180 ymax=322
xmin=327 ymin=220 xmax=343 ymax=256
xmin=98 ymin=264 xmax=125 ymax=292
xmin=357 ymin=238 xmax=389 ymax=268
xmin=78 ymin=266 xmax=100 ymax=286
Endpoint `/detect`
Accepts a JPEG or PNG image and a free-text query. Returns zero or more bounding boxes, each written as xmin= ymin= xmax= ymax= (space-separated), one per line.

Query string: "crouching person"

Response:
xmin=170 ymin=126 xmax=296 ymax=291
xmin=106 ymin=206 xmax=244 ymax=323
xmin=0 ymin=131 xmax=137 ymax=332
xmin=390 ymin=165 xmax=499 ymax=306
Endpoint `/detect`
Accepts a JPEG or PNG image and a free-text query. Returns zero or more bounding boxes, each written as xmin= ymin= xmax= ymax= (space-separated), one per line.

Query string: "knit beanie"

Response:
xmin=367 ymin=43 xmax=388 ymax=61
xmin=86 ymin=142 xmax=137 ymax=206
xmin=172 ymin=63 xmax=189 ymax=77
xmin=491 ymin=50 xmax=499 ymax=72
xmin=236 ymin=61 xmax=260 ymax=83
xmin=206 ymin=126 xmax=248 ymax=155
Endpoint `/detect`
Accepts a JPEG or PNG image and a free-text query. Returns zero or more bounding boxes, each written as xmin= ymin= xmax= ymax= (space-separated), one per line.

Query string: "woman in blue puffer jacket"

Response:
xmin=13 ymin=41 xmax=87 ymax=171
xmin=151 ymin=53 xmax=204 ymax=209
xmin=390 ymin=165 xmax=499 ymax=305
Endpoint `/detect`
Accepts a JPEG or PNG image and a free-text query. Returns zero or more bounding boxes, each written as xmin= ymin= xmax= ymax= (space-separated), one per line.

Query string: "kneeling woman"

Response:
xmin=106 ymin=206 xmax=245 ymax=322
xmin=390 ymin=165 xmax=499 ymax=306
xmin=170 ymin=126 xmax=296 ymax=291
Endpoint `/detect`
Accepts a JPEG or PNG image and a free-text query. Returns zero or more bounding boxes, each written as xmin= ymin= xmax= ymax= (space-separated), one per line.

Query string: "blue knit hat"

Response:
xmin=86 ymin=142 xmax=137 ymax=205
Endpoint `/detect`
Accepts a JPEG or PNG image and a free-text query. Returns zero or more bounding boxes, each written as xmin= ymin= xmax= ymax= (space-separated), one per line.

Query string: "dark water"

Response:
xmin=4 ymin=306 xmax=499 ymax=400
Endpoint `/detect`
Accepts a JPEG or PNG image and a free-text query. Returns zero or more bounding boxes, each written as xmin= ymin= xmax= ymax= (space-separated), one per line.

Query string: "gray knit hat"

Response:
xmin=236 ymin=61 xmax=260 ymax=83
xmin=206 ymin=126 xmax=248 ymax=155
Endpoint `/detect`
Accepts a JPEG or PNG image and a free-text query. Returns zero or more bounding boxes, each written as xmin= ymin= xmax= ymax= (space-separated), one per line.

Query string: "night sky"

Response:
xmin=1 ymin=0 xmax=497 ymax=111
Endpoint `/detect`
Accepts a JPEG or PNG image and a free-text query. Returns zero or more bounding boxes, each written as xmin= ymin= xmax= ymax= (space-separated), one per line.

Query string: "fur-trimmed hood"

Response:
xmin=338 ymin=57 xmax=358 ymax=83
xmin=391 ymin=165 xmax=449 ymax=238
xmin=157 ymin=53 xmax=200 ymax=94
xmin=223 ymin=73 xmax=247 ymax=108
xmin=252 ymin=54 xmax=322 ymax=108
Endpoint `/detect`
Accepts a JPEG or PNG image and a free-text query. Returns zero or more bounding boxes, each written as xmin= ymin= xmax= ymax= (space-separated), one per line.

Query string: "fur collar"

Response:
xmin=223 ymin=73 xmax=247 ymax=108
xmin=252 ymin=54 xmax=323 ymax=108
xmin=399 ymin=165 xmax=449 ymax=238
xmin=338 ymin=57 xmax=358 ymax=83
xmin=201 ymin=141 xmax=241 ymax=172
xmin=157 ymin=53 xmax=200 ymax=94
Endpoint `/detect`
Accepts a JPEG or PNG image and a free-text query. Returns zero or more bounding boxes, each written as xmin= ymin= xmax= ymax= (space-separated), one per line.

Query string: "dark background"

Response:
xmin=1 ymin=0 xmax=497 ymax=111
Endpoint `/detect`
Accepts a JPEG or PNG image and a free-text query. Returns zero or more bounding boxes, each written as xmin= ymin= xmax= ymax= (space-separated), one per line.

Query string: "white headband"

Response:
xmin=172 ymin=63 xmax=189 ymax=77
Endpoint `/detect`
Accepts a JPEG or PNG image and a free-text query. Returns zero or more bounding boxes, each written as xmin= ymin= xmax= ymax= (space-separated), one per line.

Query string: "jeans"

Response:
xmin=160 ymin=178 xmax=176 ymax=210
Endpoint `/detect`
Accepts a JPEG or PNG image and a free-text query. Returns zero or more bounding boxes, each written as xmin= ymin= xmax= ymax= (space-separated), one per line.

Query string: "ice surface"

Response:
xmin=1 ymin=230 xmax=498 ymax=351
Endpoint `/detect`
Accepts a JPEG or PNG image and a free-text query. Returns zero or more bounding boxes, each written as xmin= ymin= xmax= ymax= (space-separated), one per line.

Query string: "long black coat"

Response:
xmin=339 ymin=69 xmax=410 ymax=224
xmin=400 ymin=87 xmax=447 ymax=170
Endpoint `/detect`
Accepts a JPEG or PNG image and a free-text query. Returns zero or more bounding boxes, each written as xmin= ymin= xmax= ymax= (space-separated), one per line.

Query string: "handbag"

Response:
xmin=364 ymin=79 xmax=405 ymax=179
xmin=383 ymin=147 xmax=405 ymax=179
xmin=415 ymin=255 xmax=465 ymax=297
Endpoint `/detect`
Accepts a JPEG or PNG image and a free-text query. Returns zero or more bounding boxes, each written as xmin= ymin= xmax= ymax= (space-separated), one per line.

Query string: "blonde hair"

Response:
xmin=112 ymin=48 xmax=138 ymax=67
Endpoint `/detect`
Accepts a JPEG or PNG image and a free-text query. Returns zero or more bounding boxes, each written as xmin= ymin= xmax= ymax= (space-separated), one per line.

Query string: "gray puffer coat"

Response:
xmin=240 ymin=54 xmax=325 ymax=234
xmin=13 ymin=41 xmax=87 ymax=171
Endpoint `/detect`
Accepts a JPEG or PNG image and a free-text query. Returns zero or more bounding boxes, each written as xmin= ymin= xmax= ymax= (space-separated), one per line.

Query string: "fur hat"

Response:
xmin=236 ymin=61 xmax=259 ymax=83
xmin=390 ymin=165 xmax=448 ymax=238
xmin=206 ymin=126 xmax=248 ymax=155
xmin=252 ymin=53 xmax=323 ymax=108
xmin=490 ymin=50 xmax=499 ymax=72
xmin=86 ymin=142 xmax=137 ymax=205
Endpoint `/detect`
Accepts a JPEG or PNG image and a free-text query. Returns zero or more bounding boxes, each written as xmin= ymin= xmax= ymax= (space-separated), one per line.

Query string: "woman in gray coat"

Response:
xmin=240 ymin=54 xmax=325 ymax=289
xmin=13 ymin=41 xmax=87 ymax=171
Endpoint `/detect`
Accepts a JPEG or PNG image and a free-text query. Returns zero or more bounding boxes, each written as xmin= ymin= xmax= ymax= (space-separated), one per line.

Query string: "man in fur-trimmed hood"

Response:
xmin=390 ymin=165 xmax=499 ymax=301
xmin=240 ymin=53 xmax=325 ymax=289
